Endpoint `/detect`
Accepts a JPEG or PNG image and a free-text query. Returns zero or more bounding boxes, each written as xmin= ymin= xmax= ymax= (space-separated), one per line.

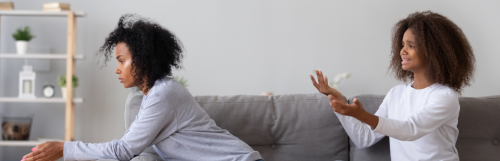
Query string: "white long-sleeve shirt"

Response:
xmin=336 ymin=83 xmax=460 ymax=161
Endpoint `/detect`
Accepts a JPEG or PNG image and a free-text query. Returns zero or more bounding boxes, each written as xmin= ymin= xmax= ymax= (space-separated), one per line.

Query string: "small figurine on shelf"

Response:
xmin=57 ymin=75 xmax=78 ymax=98
xmin=12 ymin=26 xmax=35 ymax=55
xmin=18 ymin=65 xmax=36 ymax=99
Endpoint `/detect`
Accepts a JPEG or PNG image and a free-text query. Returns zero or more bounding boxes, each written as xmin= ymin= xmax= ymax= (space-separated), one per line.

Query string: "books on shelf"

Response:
xmin=0 ymin=2 xmax=14 ymax=10
xmin=43 ymin=2 xmax=70 ymax=11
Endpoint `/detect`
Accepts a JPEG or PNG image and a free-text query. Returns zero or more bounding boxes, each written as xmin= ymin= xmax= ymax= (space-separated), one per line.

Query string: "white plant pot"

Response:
xmin=16 ymin=41 xmax=29 ymax=55
xmin=61 ymin=87 xmax=75 ymax=99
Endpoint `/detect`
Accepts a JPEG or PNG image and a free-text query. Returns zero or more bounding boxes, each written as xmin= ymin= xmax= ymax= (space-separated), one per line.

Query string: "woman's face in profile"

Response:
xmin=115 ymin=42 xmax=136 ymax=88
xmin=400 ymin=29 xmax=424 ymax=72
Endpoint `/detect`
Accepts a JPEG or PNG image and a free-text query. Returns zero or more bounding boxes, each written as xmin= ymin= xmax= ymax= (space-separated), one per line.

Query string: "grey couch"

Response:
xmin=120 ymin=91 xmax=499 ymax=161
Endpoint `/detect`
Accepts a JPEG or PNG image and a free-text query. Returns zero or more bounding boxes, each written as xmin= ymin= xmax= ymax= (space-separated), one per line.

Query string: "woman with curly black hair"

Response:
xmin=311 ymin=11 xmax=474 ymax=160
xmin=22 ymin=14 xmax=263 ymax=161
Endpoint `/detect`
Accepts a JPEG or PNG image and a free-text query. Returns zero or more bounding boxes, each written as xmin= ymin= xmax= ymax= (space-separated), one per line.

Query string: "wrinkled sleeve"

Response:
xmin=64 ymin=92 xmax=177 ymax=161
xmin=335 ymin=90 xmax=391 ymax=149
xmin=373 ymin=90 xmax=459 ymax=141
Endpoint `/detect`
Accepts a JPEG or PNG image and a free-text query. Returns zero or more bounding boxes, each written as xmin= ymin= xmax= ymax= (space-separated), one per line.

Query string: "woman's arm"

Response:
xmin=24 ymin=91 xmax=177 ymax=161
xmin=310 ymin=71 xmax=386 ymax=148
xmin=329 ymin=94 xmax=390 ymax=148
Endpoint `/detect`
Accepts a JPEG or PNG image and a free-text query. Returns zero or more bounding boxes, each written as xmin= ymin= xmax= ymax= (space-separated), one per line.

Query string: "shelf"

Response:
xmin=0 ymin=141 xmax=45 ymax=146
xmin=0 ymin=97 xmax=83 ymax=103
xmin=0 ymin=53 xmax=84 ymax=60
xmin=0 ymin=10 xmax=85 ymax=17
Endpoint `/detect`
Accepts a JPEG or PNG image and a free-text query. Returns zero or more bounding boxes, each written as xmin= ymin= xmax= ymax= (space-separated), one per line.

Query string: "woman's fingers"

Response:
xmin=310 ymin=75 xmax=319 ymax=88
xmin=316 ymin=70 xmax=324 ymax=85
xmin=330 ymin=102 xmax=337 ymax=111
xmin=23 ymin=152 xmax=33 ymax=161
xmin=328 ymin=94 xmax=336 ymax=101
xmin=23 ymin=143 xmax=44 ymax=161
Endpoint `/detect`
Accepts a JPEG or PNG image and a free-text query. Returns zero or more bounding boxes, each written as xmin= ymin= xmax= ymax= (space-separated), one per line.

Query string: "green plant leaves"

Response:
xmin=58 ymin=75 xmax=78 ymax=88
xmin=12 ymin=26 xmax=35 ymax=41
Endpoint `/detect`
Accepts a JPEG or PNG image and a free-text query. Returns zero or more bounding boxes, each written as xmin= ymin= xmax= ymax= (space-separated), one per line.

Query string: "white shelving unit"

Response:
xmin=0 ymin=140 xmax=45 ymax=146
xmin=0 ymin=10 xmax=85 ymax=146
xmin=0 ymin=10 xmax=85 ymax=17
xmin=0 ymin=97 xmax=83 ymax=103
xmin=0 ymin=53 xmax=84 ymax=59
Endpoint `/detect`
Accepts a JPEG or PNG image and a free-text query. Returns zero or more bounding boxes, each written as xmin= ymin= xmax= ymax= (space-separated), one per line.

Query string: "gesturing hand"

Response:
xmin=310 ymin=70 xmax=345 ymax=104
xmin=22 ymin=141 xmax=64 ymax=161
xmin=328 ymin=95 xmax=365 ymax=118
xmin=328 ymin=95 xmax=379 ymax=129
xmin=310 ymin=70 xmax=333 ymax=95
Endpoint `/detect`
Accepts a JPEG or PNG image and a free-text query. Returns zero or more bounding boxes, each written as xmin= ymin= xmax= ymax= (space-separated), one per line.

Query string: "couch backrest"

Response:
xmin=125 ymin=91 xmax=349 ymax=161
xmin=455 ymin=96 xmax=500 ymax=160
xmin=195 ymin=94 xmax=349 ymax=161
xmin=347 ymin=94 xmax=500 ymax=161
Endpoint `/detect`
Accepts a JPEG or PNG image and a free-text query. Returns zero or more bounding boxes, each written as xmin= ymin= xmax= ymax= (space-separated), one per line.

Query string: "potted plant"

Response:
xmin=12 ymin=26 xmax=35 ymax=55
xmin=58 ymin=75 xmax=78 ymax=98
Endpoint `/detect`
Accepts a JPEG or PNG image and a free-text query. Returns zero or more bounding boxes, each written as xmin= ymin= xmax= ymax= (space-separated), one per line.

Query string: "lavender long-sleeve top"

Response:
xmin=64 ymin=78 xmax=262 ymax=161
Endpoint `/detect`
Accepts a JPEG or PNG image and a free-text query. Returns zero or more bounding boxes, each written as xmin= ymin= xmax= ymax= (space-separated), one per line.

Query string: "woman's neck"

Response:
xmin=412 ymin=70 xmax=435 ymax=89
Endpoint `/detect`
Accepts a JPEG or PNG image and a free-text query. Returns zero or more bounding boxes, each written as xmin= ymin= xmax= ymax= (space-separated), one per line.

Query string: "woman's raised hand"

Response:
xmin=310 ymin=70 xmax=333 ymax=95
xmin=310 ymin=70 xmax=344 ymax=103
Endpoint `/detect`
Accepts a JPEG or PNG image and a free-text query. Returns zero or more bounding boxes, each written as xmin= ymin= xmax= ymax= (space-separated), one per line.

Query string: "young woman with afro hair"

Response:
xmin=22 ymin=14 xmax=263 ymax=161
xmin=311 ymin=11 xmax=474 ymax=160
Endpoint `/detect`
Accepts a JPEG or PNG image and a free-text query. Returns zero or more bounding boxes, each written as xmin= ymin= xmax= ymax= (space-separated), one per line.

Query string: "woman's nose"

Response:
xmin=115 ymin=68 xmax=120 ymax=74
xmin=400 ymin=48 xmax=407 ymax=55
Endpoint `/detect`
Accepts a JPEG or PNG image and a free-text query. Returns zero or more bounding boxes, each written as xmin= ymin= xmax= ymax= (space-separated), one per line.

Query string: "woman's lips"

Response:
xmin=119 ymin=78 xmax=123 ymax=83
xmin=402 ymin=58 xmax=411 ymax=65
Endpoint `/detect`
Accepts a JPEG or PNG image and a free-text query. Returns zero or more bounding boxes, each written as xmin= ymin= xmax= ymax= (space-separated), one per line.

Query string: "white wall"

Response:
xmin=1 ymin=0 xmax=499 ymax=159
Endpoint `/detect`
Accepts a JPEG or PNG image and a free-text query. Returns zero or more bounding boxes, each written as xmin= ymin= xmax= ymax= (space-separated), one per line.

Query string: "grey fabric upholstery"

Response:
xmin=456 ymin=96 xmax=500 ymax=161
xmin=347 ymin=95 xmax=391 ymax=161
xmin=195 ymin=94 xmax=349 ymax=161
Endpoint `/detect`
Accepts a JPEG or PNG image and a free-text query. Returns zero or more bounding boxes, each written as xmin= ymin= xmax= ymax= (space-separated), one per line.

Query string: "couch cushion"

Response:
xmin=195 ymin=93 xmax=349 ymax=161
xmin=456 ymin=96 xmax=500 ymax=161
xmin=347 ymin=95 xmax=391 ymax=161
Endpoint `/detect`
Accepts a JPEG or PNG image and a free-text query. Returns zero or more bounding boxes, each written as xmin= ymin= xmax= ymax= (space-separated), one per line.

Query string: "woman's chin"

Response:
xmin=123 ymin=84 xmax=133 ymax=88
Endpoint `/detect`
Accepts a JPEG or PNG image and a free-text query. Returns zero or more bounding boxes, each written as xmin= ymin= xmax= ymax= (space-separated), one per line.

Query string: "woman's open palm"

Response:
xmin=310 ymin=70 xmax=333 ymax=95
xmin=310 ymin=70 xmax=348 ymax=105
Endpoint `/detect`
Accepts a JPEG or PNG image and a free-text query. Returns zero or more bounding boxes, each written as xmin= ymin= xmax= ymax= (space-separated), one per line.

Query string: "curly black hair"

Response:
xmin=389 ymin=11 xmax=475 ymax=94
xmin=97 ymin=14 xmax=183 ymax=92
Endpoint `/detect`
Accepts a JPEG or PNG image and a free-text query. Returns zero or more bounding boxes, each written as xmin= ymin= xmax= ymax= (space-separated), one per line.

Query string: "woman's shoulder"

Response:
xmin=149 ymin=77 xmax=192 ymax=100
xmin=429 ymin=84 xmax=458 ymax=99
